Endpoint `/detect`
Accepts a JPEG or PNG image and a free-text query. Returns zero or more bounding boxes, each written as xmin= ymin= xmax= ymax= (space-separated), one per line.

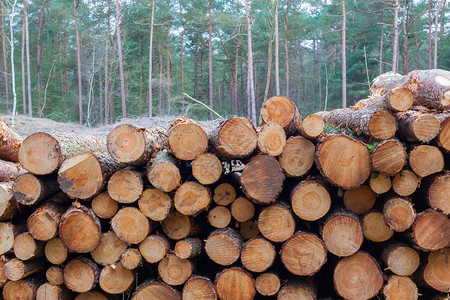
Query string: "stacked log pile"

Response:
xmin=0 ymin=69 xmax=449 ymax=300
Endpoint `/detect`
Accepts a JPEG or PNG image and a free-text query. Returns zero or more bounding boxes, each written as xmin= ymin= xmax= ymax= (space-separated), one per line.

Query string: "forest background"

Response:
xmin=0 ymin=0 xmax=448 ymax=126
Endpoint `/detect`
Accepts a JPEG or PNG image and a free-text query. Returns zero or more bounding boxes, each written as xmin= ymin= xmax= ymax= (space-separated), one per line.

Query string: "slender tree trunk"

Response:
xmin=64 ymin=34 xmax=68 ymax=95
xmin=207 ymin=0 xmax=213 ymax=119
xmin=274 ymin=1 xmax=279 ymax=95
xmin=200 ymin=50 xmax=204 ymax=102
xmin=284 ymin=0 xmax=290 ymax=97
xmin=57 ymin=28 xmax=63 ymax=96
xmin=166 ymin=25 xmax=171 ymax=112
xmin=194 ymin=52 xmax=198 ymax=98
xmin=245 ymin=0 xmax=256 ymax=124
xmin=403 ymin=0 xmax=409 ymax=74
xmin=36 ymin=0 xmax=49 ymax=117
xmin=74 ymin=0 xmax=83 ymax=124
xmin=8 ymin=0 xmax=17 ymax=124
xmin=1 ymin=0 xmax=9 ymax=113
xmin=104 ymin=0 xmax=111 ymax=123
xmin=21 ymin=6 xmax=26 ymax=115
xmin=341 ymin=0 xmax=347 ymax=108
xmin=116 ymin=0 xmax=126 ymax=118
xmin=379 ymin=8 xmax=384 ymax=75
xmin=263 ymin=0 xmax=278 ymax=103
xmin=428 ymin=0 xmax=432 ymax=69
xmin=24 ymin=0 xmax=31 ymax=115
xmin=434 ymin=0 xmax=445 ymax=68
xmin=233 ymin=43 xmax=239 ymax=115
xmin=158 ymin=37 xmax=163 ymax=113
xmin=392 ymin=0 xmax=399 ymax=73
xmin=148 ymin=0 xmax=155 ymax=116
xmin=97 ymin=14 xmax=103 ymax=124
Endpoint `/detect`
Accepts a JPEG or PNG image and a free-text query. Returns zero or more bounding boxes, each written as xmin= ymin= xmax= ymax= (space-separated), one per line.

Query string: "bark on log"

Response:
xmin=230 ymin=197 xmax=254 ymax=222
xmin=316 ymin=134 xmax=371 ymax=189
xmin=255 ymin=273 xmax=280 ymax=297
xmin=383 ymin=275 xmax=418 ymax=300
xmin=4 ymin=258 xmax=45 ymax=281
xmin=36 ymin=283 xmax=71 ymax=300
xmin=131 ymin=281 xmax=181 ymax=300
xmin=409 ymin=145 xmax=444 ymax=178
xmin=0 ymin=159 xmax=26 ymax=182
xmin=260 ymin=96 xmax=301 ymax=135
xmin=44 ymin=238 xmax=68 ymax=265
xmin=59 ymin=204 xmax=101 ymax=253
xmin=343 ymin=185 xmax=377 ymax=215
xmin=215 ymin=267 xmax=255 ymax=300
xmin=381 ymin=243 xmax=420 ymax=276
xmin=146 ymin=151 xmax=181 ymax=192
xmin=410 ymin=209 xmax=450 ymax=251
xmin=278 ymin=136 xmax=315 ymax=177
xmin=207 ymin=206 xmax=231 ymax=228
xmin=192 ymin=153 xmax=222 ymax=185
xmin=168 ymin=118 xmax=208 ymax=161
xmin=111 ymin=207 xmax=151 ymax=244
xmin=63 ymin=257 xmax=99 ymax=293
xmin=13 ymin=232 xmax=44 ymax=260
xmin=2 ymin=278 xmax=40 ymax=300
xmin=370 ymin=139 xmax=407 ymax=176
xmin=257 ymin=123 xmax=286 ymax=156
xmin=158 ymin=254 xmax=193 ymax=286
xmin=370 ymin=71 xmax=404 ymax=95
xmin=299 ymin=113 xmax=325 ymax=139
xmin=396 ymin=110 xmax=441 ymax=142
xmin=161 ymin=210 xmax=199 ymax=240
xmin=13 ymin=173 xmax=59 ymax=205
xmin=404 ymin=69 xmax=450 ymax=109
xmin=258 ymin=202 xmax=295 ymax=243
xmin=183 ymin=276 xmax=217 ymax=300
xmin=174 ymin=181 xmax=211 ymax=216
xmin=210 ymin=117 xmax=257 ymax=159
xmin=0 ymin=118 xmax=23 ymax=162
xmin=333 ymin=252 xmax=383 ymax=300
xmin=240 ymin=155 xmax=284 ymax=204
xmin=281 ymin=231 xmax=327 ymax=276
xmin=213 ymin=183 xmax=236 ymax=206
xmin=90 ymin=231 xmax=127 ymax=266
xmin=46 ymin=265 xmax=64 ymax=286
xmin=205 ymin=228 xmax=242 ymax=266
xmin=91 ymin=192 xmax=118 ymax=219
xmin=120 ymin=248 xmax=142 ymax=270
xmin=138 ymin=188 xmax=172 ymax=221
xmin=107 ymin=169 xmax=144 ymax=203
xmin=98 ymin=263 xmax=134 ymax=294
xmin=392 ymin=169 xmax=420 ymax=196
xmin=0 ymin=181 xmax=19 ymax=221
xmin=107 ymin=124 xmax=166 ymax=165
xmin=139 ymin=234 xmax=170 ymax=263
xmin=58 ymin=152 xmax=124 ymax=200
xmin=361 ymin=211 xmax=394 ymax=242
xmin=291 ymin=179 xmax=331 ymax=221
xmin=241 ymin=237 xmax=276 ymax=273
xmin=174 ymin=238 xmax=203 ymax=259
xmin=383 ymin=197 xmax=416 ymax=232
xmin=19 ymin=132 xmax=105 ymax=175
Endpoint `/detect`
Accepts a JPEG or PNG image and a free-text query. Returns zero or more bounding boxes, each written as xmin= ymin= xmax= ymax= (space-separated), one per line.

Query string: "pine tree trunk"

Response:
xmin=116 ymin=0 xmax=126 ymax=118
xmin=104 ymin=0 xmax=111 ymax=123
xmin=392 ymin=0 xmax=400 ymax=72
xmin=21 ymin=8 xmax=26 ymax=115
xmin=1 ymin=0 xmax=9 ymax=113
xmin=148 ymin=0 xmax=155 ymax=116
xmin=24 ymin=0 xmax=31 ymax=115
xmin=207 ymin=0 xmax=213 ymax=119
xmin=74 ymin=0 xmax=83 ymax=124
xmin=341 ymin=0 xmax=346 ymax=108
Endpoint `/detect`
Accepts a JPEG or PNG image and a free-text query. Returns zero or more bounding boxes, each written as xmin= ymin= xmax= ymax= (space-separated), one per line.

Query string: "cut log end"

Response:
xmin=255 ymin=273 xmax=280 ymax=297
xmin=370 ymin=139 xmax=407 ymax=176
xmin=174 ymin=238 xmax=203 ymax=259
xmin=46 ymin=266 xmax=64 ymax=286
xmin=389 ymin=86 xmax=414 ymax=111
xmin=99 ymin=263 xmax=134 ymax=294
xmin=183 ymin=276 xmax=217 ymax=300
xmin=112 ymin=207 xmax=150 ymax=244
xmin=277 ymin=282 xmax=316 ymax=300
xmin=90 ymin=231 xmax=127 ymax=266
xmin=257 ymin=123 xmax=286 ymax=156
xmin=107 ymin=169 xmax=143 ymax=203
xmin=392 ymin=170 xmax=419 ymax=196
xmin=19 ymin=132 xmax=61 ymax=175
xmin=14 ymin=232 xmax=43 ymax=261
xmin=260 ymin=96 xmax=300 ymax=134
xmin=207 ymin=206 xmax=231 ymax=229
xmin=239 ymin=220 xmax=260 ymax=240
xmin=278 ymin=136 xmax=315 ymax=177
xmin=215 ymin=268 xmax=255 ymax=300
xmin=205 ymin=228 xmax=242 ymax=266
xmin=423 ymin=248 xmax=450 ymax=292
xmin=174 ymin=181 xmax=211 ymax=216
xmin=382 ymin=244 xmax=420 ymax=276
xmin=3 ymin=279 xmax=39 ymax=300
xmin=91 ymin=192 xmax=118 ymax=219
xmin=383 ymin=275 xmax=418 ymax=300
xmin=300 ymin=114 xmax=325 ymax=139
xmin=231 ymin=197 xmax=254 ymax=222
xmin=158 ymin=254 xmax=193 ymax=286
xmin=369 ymin=174 xmax=392 ymax=194
xmin=192 ymin=153 xmax=222 ymax=185
xmin=362 ymin=211 xmax=393 ymax=242
xmin=138 ymin=188 xmax=172 ymax=222
xmin=409 ymin=145 xmax=444 ymax=178
xmin=437 ymin=114 xmax=450 ymax=152
xmin=368 ymin=110 xmax=398 ymax=140
xmin=161 ymin=210 xmax=198 ymax=241
xmin=427 ymin=172 xmax=450 ymax=214
xmin=213 ymin=183 xmax=236 ymax=206
xmin=291 ymin=180 xmax=331 ymax=221
xmin=63 ymin=258 xmax=99 ymax=293
xmin=140 ymin=235 xmax=170 ymax=264
xmin=343 ymin=185 xmax=377 ymax=215
xmin=13 ymin=173 xmax=48 ymax=205
xmin=258 ymin=203 xmax=295 ymax=243
xmin=120 ymin=248 xmax=142 ymax=270
xmin=147 ymin=152 xmax=181 ymax=192
xmin=45 ymin=238 xmax=68 ymax=265
xmin=383 ymin=197 xmax=416 ymax=232
xmin=333 ymin=252 xmax=383 ymax=300
xmin=241 ymin=237 xmax=276 ymax=273
xmin=131 ymin=281 xmax=180 ymax=300
xmin=36 ymin=283 xmax=70 ymax=300
xmin=106 ymin=124 xmax=150 ymax=164
xmin=168 ymin=118 xmax=208 ymax=160
xmin=412 ymin=209 xmax=450 ymax=251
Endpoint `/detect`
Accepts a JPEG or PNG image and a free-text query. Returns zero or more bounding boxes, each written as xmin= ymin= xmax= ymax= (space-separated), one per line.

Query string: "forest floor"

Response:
xmin=1 ymin=114 xmax=221 ymax=138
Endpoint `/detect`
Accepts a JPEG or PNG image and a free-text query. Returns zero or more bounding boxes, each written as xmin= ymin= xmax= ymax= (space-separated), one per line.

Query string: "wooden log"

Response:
xmin=99 ymin=263 xmax=134 ymax=294
xmin=397 ymin=110 xmax=441 ymax=142
xmin=436 ymin=112 xmax=450 ymax=152
xmin=107 ymin=169 xmax=144 ymax=203
xmin=192 ymin=153 xmax=222 ymax=185
xmin=241 ymin=237 xmax=276 ymax=273
xmin=291 ymin=179 xmax=331 ymax=221
xmin=258 ymin=202 xmax=295 ymax=243
xmin=59 ymin=204 xmax=101 ymax=253
xmin=112 ymin=207 xmax=151 ymax=244
xmin=240 ymin=155 xmax=284 ymax=204
xmin=383 ymin=197 xmax=416 ymax=232
xmin=19 ymin=132 xmax=105 ymax=175
xmin=278 ymin=136 xmax=315 ymax=177
xmin=158 ymin=254 xmax=193 ymax=286
xmin=90 ymin=231 xmax=127 ymax=266
xmin=299 ymin=113 xmax=325 ymax=139
xmin=322 ymin=108 xmax=397 ymax=140
xmin=210 ymin=117 xmax=258 ymax=159
xmin=370 ymin=71 xmax=404 ymax=95
xmin=255 ymin=273 xmax=280 ymax=297
xmin=161 ymin=210 xmax=199 ymax=240
xmin=382 ymin=243 xmax=420 ymax=276
xmin=409 ymin=145 xmax=445 ymax=178
xmin=361 ymin=211 xmax=394 ymax=242
xmin=13 ymin=232 xmax=44 ymax=260
xmin=213 ymin=183 xmax=236 ymax=206
xmin=63 ymin=257 xmax=99 ymax=293
xmin=0 ymin=118 xmax=22 ymax=162
xmin=2 ymin=278 xmax=40 ymax=300
xmin=421 ymin=248 xmax=450 ymax=292
xmin=369 ymin=173 xmax=392 ymax=194
xmin=0 ymin=181 xmax=19 ymax=221
xmin=146 ymin=151 xmax=181 ymax=192
xmin=321 ymin=209 xmax=364 ymax=257
xmin=174 ymin=181 xmax=211 ymax=216
xmin=27 ymin=194 xmax=69 ymax=241
xmin=138 ymin=188 xmax=172 ymax=221
xmin=343 ymin=185 xmax=377 ymax=215
xmin=45 ymin=238 xmax=68 ymax=265
xmin=0 ymin=258 xmax=8 ymax=288
xmin=58 ymin=152 xmax=123 ymax=199
xmin=13 ymin=173 xmax=59 ymax=205
xmin=205 ymin=228 xmax=242 ymax=266
xmin=383 ymin=275 xmax=418 ymax=300
xmin=107 ymin=124 xmax=166 ymax=165
xmin=5 ymin=258 xmax=45 ymax=281
xmin=207 ymin=206 xmax=231 ymax=228
xmin=139 ymin=234 xmax=170 ymax=264
xmin=355 ymin=86 xmax=413 ymax=112
xmin=239 ymin=220 xmax=260 ymax=240
xmin=277 ymin=280 xmax=317 ymax=300
xmin=0 ymin=222 xmax=26 ymax=255
xmin=120 ymin=248 xmax=142 ymax=270
xmin=257 ymin=123 xmax=286 ymax=156
xmin=46 ymin=265 xmax=64 ymax=285
xmin=0 ymin=160 xmax=26 ymax=182
xmin=410 ymin=209 xmax=450 ymax=251
xmin=91 ymin=192 xmax=118 ymax=219
xmin=36 ymin=283 xmax=71 ymax=300
xmin=215 ymin=267 xmax=255 ymax=300
xmin=183 ymin=276 xmax=217 ymax=300
xmin=74 ymin=291 xmax=108 ymax=300
xmin=333 ymin=252 xmax=383 ymax=300
xmin=260 ymin=96 xmax=301 ymax=135
xmin=316 ymin=134 xmax=371 ymax=189
xmin=174 ymin=238 xmax=203 ymax=259
xmin=370 ymin=139 xmax=407 ymax=176
xmin=404 ymin=69 xmax=450 ymax=109
xmin=168 ymin=117 xmax=208 ymax=160
xmin=423 ymin=172 xmax=449 ymax=215
xmin=392 ymin=169 xmax=420 ymax=196
xmin=131 ymin=281 xmax=181 ymax=300
xmin=230 ymin=197 xmax=254 ymax=222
